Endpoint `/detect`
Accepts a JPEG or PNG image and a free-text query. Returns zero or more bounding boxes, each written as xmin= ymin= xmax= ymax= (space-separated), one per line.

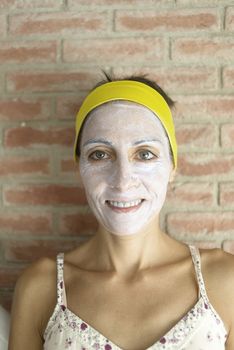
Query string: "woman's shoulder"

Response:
xmin=200 ymin=246 xmax=234 ymax=284
xmin=16 ymin=255 xmax=57 ymax=296
xmin=199 ymin=246 xmax=234 ymax=292
xmin=199 ymin=247 xmax=234 ymax=331
xmin=12 ymin=255 xmax=58 ymax=338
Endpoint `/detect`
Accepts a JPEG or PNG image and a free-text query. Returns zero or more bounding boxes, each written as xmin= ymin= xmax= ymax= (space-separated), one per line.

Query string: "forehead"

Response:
xmin=81 ymin=100 xmax=167 ymax=140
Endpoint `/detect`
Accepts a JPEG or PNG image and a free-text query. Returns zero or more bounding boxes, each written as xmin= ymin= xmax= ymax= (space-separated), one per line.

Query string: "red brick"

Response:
xmin=0 ymin=212 xmax=52 ymax=234
xmin=4 ymin=126 xmax=74 ymax=148
xmin=6 ymin=70 xmax=98 ymax=92
xmin=174 ymin=95 xmax=234 ymax=122
xmin=0 ymin=266 xmax=24 ymax=288
xmin=59 ymin=212 xmax=98 ymax=235
xmin=56 ymin=95 xmax=86 ymax=120
xmin=115 ymin=9 xmax=219 ymax=32
xmin=166 ymin=182 xmax=214 ymax=207
xmin=225 ymin=7 xmax=234 ymax=31
xmin=178 ymin=154 xmax=234 ymax=177
xmin=60 ymin=158 xmax=79 ymax=173
xmin=0 ymin=156 xmax=49 ymax=176
xmin=3 ymin=239 xmax=86 ymax=263
xmin=223 ymin=66 xmax=234 ymax=88
xmin=205 ymin=97 xmax=234 ymax=119
xmin=68 ymin=0 xmax=172 ymax=6
xmin=0 ymin=14 xmax=6 ymax=37
xmin=0 ymin=97 xmax=51 ymax=121
xmin=3 ymin=184 xmax=87 ymax=206
xmin=0 ymin=41 xmax=57 ymax=64
xmin=9 ymin=12 xmax=107 ymax=36
xmin=59 ymin=158 xmax=82 ymax=183
xmin=172 ymin=37 xmax=234 ymax=62
xmin=0 ymin=75 xmax=3 ymax=94
xmin=221 ymin=123 xmax=234 ymax=148
xmin=114 ymin=66 xmax=218 ymax=93
xmin=223 ymin=240 xmax=234 ymax=254
xmin=176 ymin=124 xmax=216 ymax=148
xmin=63 ymin=37 xmax=164 ymax=64
xmin=167 ymin=212 xmax=234 ymax=237
xmin=220 ymin=182 xmax=234 ymax=206
xmin=0 ymin=0 xmax=63 ymax=9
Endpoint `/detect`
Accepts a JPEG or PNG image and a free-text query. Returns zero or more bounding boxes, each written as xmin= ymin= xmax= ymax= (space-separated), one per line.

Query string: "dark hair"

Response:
xmin=75 ymin=71 xmax=175 ymax=159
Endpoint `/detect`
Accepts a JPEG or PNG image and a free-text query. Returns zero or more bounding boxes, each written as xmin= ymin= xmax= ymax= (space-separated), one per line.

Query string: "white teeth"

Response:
xmin=108 ymin=199 xmax=142 ymax=208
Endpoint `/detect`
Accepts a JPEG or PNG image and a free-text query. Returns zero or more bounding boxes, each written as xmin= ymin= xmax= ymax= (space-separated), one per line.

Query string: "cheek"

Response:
xmin=79 ymin=160 xmax=95 ymax=189
xmin=137 ymin=157 xmax=171 ymax=176
xmin=79 ymin=160 xmax=109 ymax=193
xmin=139 ymin=163 xmax=171 ymax=193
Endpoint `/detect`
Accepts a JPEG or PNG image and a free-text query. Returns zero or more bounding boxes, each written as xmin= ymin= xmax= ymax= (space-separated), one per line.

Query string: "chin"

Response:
xmin=106 ymin=225 xmax=146 ymax=237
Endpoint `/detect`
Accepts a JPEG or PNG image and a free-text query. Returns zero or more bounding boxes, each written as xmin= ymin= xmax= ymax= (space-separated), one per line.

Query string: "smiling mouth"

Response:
xmin=105 ymin=199 xmax=144 ymax=211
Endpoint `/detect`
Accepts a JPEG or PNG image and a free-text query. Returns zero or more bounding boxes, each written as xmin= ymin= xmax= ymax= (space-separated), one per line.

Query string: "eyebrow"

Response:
xmin=82 ymin=138 xmax=162 ymax=147
xmin=83 ymin=139 xmax=113 ymax=147
xmin=133 ymin=139 xmax=163 ymax=145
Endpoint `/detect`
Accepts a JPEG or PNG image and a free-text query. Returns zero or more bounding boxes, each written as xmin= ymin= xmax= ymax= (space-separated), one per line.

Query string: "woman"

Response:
xmin=8 ymin=73 xmax=234 ymax=349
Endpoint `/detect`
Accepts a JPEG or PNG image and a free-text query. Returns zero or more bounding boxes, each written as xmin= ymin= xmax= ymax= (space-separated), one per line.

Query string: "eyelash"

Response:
xmin=89 ymin=150 xmax=110 ymax=161
xmin=88 ymin=149 xmax=158 ymax=161
xmin=137 ymin=150 xmax=157 ymax=161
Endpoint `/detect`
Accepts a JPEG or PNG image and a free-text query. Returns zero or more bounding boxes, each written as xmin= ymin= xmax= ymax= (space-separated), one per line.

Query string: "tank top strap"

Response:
xmin=188 ymin=244 xmax=210 ymax=304
xmin=56 ymin=252 xmax=67 ymax=307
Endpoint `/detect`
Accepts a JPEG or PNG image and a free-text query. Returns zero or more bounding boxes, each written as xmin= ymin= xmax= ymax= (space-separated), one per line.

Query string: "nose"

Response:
xmin=109 ymin=158 xmax=139 ymax=191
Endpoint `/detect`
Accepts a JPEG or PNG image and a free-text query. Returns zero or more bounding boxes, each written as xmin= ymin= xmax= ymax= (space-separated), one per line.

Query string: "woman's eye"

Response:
xmin=89 ymin=150 xmax=109 ymax=160
xmin=138 ymin=150 xmax=156 ymax=160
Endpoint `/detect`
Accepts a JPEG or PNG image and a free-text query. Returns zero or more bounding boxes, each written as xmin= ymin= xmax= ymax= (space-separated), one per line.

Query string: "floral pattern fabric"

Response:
xmin=43 ymin=245 xmax=228 ymax=349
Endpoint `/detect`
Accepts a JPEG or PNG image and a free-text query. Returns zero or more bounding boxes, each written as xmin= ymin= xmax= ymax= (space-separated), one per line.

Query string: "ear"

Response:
xmin=169 ymin=167 xmax=176 ymax=183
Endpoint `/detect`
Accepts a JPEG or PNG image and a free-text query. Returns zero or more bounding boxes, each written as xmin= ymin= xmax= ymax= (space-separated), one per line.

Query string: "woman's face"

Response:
xmin=79 ymin=101 xmax=174 ymax=236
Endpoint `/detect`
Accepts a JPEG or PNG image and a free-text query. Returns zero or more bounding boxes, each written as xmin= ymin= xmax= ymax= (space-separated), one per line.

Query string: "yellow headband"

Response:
xmin=74 ymin=80 xmax=177 ymax=168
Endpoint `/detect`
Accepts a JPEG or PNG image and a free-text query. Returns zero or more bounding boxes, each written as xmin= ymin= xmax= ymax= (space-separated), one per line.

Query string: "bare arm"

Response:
xmin=8 ymin=257 xmax=56 ymax=350
xmin=200 ymin=247 xmax=234 ymax=350
xmin=224 ymin=252 xmax=234 ymax=349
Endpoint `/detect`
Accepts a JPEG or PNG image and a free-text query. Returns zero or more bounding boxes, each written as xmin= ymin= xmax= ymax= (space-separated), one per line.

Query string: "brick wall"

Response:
xmin=0 ymin=0 xmax=234 ymax=310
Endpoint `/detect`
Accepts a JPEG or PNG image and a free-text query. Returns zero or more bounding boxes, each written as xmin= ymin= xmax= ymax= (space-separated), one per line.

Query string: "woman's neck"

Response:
xmin=89 ymin=224 xmax=176 ymax=280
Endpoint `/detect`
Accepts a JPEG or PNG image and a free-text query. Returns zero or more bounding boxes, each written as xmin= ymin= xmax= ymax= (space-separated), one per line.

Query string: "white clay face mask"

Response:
xmin=79 ymin=101 xmax=173 ymax=237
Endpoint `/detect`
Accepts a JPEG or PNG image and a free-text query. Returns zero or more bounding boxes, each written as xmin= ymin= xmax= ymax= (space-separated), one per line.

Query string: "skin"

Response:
xmin=8 ymin=101 xmax=234 ymax=350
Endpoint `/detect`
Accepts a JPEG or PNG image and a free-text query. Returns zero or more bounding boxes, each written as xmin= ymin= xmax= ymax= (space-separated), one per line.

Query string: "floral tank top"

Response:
xmin=43 ymin=245 xmax=228 ymax=349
